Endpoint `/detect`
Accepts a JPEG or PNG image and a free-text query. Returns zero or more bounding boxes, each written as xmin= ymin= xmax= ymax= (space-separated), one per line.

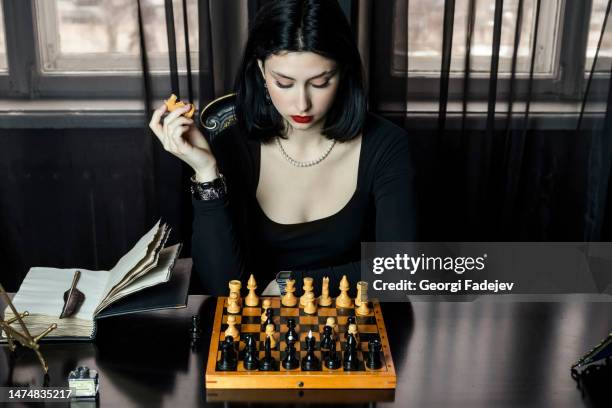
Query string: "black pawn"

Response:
xmin=264 ymin=308 xmax=274 ymax=326
xmin=259 ymin=336 xmax=278 ymax=371
xmin=345 ymin=316 xmax=357 ymax=339
xmin=324 ymin=336 xmax=341 ymax=369
xmin=285 ymin=318 xmax=298 ymax=344
xmin=243 ymin=334 xmax=259 ymax=370
xmin=320 ymin=326 xmax=334 ymax=351
xmin=216 ymin=336 xmax=237 ymax=371
xmin=282 ymin=340 xmax=300 ymax=370
xmin=366 ymin=339 xmax=383 ymax=370
xmin=343 ymin=333 xmax=359 ymax=371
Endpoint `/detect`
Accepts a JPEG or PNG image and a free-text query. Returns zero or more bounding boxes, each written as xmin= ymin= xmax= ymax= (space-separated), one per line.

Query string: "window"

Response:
xmin=0 ymin=3 xmax=7 ymax=72
xmin=586 ymin=0 xmax=612 ymax=72
xmin=393 ymin=0 xmax=561 ymax=76
xmin=36 ymin=0 xmax=198 ymax=73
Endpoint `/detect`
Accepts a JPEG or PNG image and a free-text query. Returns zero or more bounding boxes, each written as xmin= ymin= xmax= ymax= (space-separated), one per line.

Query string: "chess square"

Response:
xmin=241 ymin=323 xmax=260 ymax=333
xmin=336 ymin=307 xmax=355 ymax=316
xmin=280 ymin=307 xmax=299 ymax=316
xmin=242 ymin=307 xmax=261 ymax=316
xmin=318 ymin=307 xmax=337 ymax=316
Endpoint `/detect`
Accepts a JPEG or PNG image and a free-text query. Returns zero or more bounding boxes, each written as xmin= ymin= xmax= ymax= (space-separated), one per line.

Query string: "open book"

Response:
xmin=2 ymin=221 xmax=183 ymax=339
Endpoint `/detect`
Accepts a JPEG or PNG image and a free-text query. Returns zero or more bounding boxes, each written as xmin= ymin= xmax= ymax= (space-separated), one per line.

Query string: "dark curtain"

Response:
xmin=358 ymin=0 xmax=612 ymax=241
xmin=2 ymin=0 xmax=611 ymax=292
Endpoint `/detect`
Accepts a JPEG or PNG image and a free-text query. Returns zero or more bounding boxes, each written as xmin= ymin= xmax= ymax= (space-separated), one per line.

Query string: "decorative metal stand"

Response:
xmin=0 ymin=283 xmax=57 ymax=373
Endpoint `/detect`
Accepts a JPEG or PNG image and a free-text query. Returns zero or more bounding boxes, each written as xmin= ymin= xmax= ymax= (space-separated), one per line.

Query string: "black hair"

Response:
xmin=234 ymin=0 xmax=366 ymax=142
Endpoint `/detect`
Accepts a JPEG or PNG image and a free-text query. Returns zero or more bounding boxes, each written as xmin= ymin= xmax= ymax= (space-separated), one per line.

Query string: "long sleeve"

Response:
xmin=192 ymin=196 xmax=245 ymax=295
xmin=191 ymin=127 xmax=253 ymax=295
xmin=372 ymin=127 xmax=418 ymax=241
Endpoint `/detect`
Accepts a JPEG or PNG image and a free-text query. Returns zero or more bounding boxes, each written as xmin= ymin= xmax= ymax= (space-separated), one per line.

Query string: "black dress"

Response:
xmin=192 ymin=113 xmax=417 ymax=295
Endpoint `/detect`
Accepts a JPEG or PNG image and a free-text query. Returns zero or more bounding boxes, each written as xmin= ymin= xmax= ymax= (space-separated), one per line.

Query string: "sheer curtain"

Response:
xmin=137 ymin=0 xmax=612 ymax=247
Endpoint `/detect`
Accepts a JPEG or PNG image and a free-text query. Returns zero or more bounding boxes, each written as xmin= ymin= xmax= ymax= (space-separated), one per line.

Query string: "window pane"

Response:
xmin=393 ymin=0 xmax=559 ymax=75
xmin=37 ymin=0 xmax=198 ymax=73
xmin=586 ymin=0 xmax=612 ymax=72
xmin=0 ymin=4 xmax=7 ymax=72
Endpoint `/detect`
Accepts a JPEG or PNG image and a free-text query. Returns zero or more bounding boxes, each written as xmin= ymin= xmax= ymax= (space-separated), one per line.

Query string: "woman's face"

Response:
xmin=258 ymin=51 xmax=340 ymax=131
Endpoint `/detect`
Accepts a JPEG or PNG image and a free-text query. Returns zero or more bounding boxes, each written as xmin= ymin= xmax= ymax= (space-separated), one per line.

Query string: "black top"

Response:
xmin=192 ymin=113 xmax=417 ymax=295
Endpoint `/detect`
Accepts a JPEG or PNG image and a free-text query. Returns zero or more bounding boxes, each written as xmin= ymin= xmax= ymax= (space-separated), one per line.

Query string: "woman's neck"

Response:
xmin=281 ymin=120 xmax=331 ymax=154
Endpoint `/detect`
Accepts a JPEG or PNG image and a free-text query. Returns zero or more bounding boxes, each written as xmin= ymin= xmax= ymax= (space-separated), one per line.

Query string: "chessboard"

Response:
xmin=205 ymin=278 xmax=396 ymax=389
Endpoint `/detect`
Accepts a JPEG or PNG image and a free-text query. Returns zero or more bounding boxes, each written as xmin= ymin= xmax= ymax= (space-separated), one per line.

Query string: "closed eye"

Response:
xmin=275 ymin=81 xmax=292 ymax=89
xmin=311 ymin=81 xmax=330 ymax=89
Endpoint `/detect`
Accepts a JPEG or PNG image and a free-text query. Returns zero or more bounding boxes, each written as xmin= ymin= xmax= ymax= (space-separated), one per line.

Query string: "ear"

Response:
xmin=257 ymin=59 xmax=266 ymax=80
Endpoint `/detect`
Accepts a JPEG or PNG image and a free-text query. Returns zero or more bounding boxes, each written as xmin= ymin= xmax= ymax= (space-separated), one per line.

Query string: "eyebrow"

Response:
xmin=271 ymin=69 xmax=337 ymax=81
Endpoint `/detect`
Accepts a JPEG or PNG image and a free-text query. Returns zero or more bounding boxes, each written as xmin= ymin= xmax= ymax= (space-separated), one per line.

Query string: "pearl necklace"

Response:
xmin=275 ymin=137 xmax=336 ymax=167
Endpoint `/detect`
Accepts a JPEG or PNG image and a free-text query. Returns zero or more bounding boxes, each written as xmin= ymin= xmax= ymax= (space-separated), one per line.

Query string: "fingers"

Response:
xmin=162 ymin=104 xmax=192 ymax=133
xmin=149 ymin=103 xmax=167 ymax=139
xmin=167 ymin=125 xmax=192 ymax=155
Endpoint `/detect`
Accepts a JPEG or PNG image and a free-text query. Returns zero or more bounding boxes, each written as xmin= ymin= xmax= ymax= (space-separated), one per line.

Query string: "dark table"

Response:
xmin=2 ymin=260 xmax=612 ymax=407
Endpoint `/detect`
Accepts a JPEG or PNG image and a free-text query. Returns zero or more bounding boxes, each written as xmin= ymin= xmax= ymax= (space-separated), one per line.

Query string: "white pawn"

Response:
xmin=265 ymin=323 xmax=277 ymax=348
xmin=227 ymin=292 xmax=241 ymax=314
xmin=304 ymin=291 xmax=317 ymax=315
xmin=261 ymin=298 xmax=272 ymax=324
xmin=225 ymin=314 xmax=239 ymax=339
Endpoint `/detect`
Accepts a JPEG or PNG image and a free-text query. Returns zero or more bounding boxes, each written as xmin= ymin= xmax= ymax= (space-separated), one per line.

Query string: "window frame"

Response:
xmin=0 ymin=0 xmax=203 ymax=100
xmin=369 ymin=0 xmax=607 ymax=113
xmin=0 ymin=0 xmax=609 ymax=128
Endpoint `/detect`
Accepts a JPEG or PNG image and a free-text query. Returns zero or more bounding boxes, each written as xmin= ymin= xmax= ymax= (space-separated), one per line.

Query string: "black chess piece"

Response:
xmin=366 ymin=339 xmax=383 ymax=369
xmin=343 ymin=333 xmax=359 ymax=371
xmin=324 ymin=335 xmax=341 ymax=369
xmin=345 ymin=316 xmax=357 ymax=339
xmin=259 ymin=336 xmax=278 ymax=371
xmin=320 ymin=325 xmax=333 ymax=351
xmin=285 ymin=318 xmax=299 ymax=344
xmin=216 ymin=336 xmax=237 ymax=371
xmin=243 ymin=334 xmax=259 ymax=370
xmin=282 ymin=339 xmax=300 ymax=370
xmin=301 ymin=331 xmax=321 ymax=371
xmin=264 ymin=308 xmax=274 ymax=326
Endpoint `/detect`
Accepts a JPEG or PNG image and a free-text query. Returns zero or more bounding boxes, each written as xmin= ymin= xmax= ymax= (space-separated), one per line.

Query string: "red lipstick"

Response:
xmin=291 ymin=115 xmax=314 ymax=124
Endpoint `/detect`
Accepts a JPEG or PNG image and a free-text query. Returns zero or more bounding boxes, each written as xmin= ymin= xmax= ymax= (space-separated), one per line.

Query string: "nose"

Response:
xmin=296 ymin=86 xmax=311 ymax=114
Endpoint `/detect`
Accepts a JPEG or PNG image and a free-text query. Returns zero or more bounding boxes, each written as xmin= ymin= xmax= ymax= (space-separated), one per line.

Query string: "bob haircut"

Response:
xmin=234 ymin=0 xmax=367 ymax=142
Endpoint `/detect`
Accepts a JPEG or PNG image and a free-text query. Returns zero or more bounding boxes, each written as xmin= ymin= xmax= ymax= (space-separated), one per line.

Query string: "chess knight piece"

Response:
xmin=319 ymin=276 xmax=333 ymax=306
xmin=243 ymin=334 xmax=259 ymax=370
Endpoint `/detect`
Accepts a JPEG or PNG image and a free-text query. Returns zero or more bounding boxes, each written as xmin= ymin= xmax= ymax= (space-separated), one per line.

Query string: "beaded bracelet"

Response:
xmin=190 ymin=174 xmax=227 ymax=201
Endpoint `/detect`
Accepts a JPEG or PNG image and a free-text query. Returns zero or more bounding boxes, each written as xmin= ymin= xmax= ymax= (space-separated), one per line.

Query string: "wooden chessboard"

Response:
xmin=205 ymin=296 xmax=396 ymax=389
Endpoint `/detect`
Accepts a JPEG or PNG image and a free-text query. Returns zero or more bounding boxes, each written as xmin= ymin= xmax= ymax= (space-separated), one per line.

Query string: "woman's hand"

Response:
xmin=149 ymin=103 xmax=219 ymax=182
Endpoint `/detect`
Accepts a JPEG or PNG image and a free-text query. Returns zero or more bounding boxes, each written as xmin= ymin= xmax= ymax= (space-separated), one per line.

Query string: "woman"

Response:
xmin=149 ymin=0 xmax=417 ymax=295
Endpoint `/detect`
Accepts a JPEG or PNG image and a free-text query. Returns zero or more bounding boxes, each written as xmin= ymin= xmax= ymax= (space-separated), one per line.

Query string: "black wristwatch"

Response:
xmin=190 ymin=174 xmax=227 ymax=201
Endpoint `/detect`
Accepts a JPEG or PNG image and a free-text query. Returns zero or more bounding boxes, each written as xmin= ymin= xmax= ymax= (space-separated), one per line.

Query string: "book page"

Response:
xmin=103 ymin=220 xmax=161 ymax=296
xmin=9 ymin=268 xmax=109 ymax=321
xmin=102 ymin=224 xmax=168 ymax=301
xmin=94 ymin=243 xmax=181 ymax=314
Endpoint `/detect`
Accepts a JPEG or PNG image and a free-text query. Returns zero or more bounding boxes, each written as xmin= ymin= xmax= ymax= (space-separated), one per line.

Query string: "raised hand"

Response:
xmin=149 ymin=102 xmax=219 ymax=182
